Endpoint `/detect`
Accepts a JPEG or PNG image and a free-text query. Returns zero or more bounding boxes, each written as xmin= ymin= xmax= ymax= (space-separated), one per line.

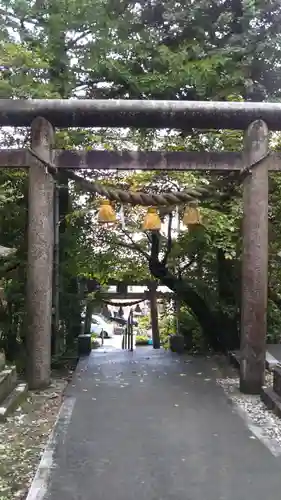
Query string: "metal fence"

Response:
xmin=122 ymin=309 xmax=134 ymax=351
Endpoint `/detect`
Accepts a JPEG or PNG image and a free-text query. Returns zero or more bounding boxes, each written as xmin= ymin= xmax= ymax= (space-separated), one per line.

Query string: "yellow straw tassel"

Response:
xmin=142 ymin=207 xmax=161 ymax=231
xmin=183 ymin=202 xmax=201 ymax=226
xmin=98 ymin=200 xmax=117 ymax=224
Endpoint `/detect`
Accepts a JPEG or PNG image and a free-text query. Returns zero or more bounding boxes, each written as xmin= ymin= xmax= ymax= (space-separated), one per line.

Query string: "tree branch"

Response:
xmin=121 ymin=228 xmax=150 ymax=260
xmin=150 ymin=231 xmax=160 ymax=263
xmin=67 ymin=30 xmax=92 ymax=49
xmin=145 ymin=231 xmax=152 ymax=244
xmin=114 ymin=239 xmax=150 ymax=260
xmin=0 ymin=260 xmax=20 ymax=276
xmin=179 ymin=255 xmax=197 ymax=274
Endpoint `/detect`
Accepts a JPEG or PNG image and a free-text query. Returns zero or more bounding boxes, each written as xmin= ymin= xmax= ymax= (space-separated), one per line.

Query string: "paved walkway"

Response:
xmin=29 ymin=345 xmax=281 ymax=500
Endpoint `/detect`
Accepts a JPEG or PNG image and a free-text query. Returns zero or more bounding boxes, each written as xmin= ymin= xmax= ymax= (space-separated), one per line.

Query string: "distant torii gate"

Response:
xmin=0 ymin=99 xmax=278 ymax=393
xmin=101 ymin=280 xmax=171 ymax=350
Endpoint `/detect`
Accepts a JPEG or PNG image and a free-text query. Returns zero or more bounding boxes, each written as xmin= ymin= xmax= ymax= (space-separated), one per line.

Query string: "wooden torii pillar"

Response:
xmin=26 ymin=117 xmax=54 ymax=389
xmin=240 ymin=120 xmax=269 ymax=394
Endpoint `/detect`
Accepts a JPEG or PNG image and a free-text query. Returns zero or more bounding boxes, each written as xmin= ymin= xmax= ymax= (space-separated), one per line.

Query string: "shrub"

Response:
xmin=178 ymin=306 xmax=206 ymax=352
xmin=136 ymin=334 xmax=149 ymax=345
xmin=159 ymin=313 xmax=175 ymax=348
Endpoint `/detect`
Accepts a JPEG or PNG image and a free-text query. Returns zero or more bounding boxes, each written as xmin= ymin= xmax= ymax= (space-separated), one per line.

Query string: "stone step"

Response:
xmin=273 ymin=365 xmax=281 ymax=397
xmin=0 ymin=366 xmax=17 ymax=403
xmin=261 ymin=386 xmax=281 ymax=419
xmin=229 ymin=350 xmax=278 ymax=372
xmin=0 ymin=352 xmax=5 ymax=372
xmin=0 ymin=383 xmax=28 ymax=422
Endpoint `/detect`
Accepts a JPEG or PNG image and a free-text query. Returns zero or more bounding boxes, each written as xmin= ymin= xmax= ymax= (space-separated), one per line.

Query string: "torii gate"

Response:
xmin=0 ymin=99 xmax=280 ymax=393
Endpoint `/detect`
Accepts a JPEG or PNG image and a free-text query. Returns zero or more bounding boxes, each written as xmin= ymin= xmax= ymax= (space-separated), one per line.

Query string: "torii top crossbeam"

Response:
xmin=2 ymin=99 xmax=281 ymax=130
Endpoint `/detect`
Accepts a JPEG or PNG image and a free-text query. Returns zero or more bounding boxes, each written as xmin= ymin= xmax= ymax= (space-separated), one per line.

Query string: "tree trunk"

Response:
xmin=65 ymin=277 xmax=82 ymax=347
xmin=148 ymin=282 xmax=160 ymax=349
xmin=149 ymin=257 xmax=239 ymax=352
xmin=51 ymin=183 xmax=60 ymax=355
xmin=48 ymin=2 xmax=71 ymax=351
xmin=58 ymin=173 xmax=70 ymax=347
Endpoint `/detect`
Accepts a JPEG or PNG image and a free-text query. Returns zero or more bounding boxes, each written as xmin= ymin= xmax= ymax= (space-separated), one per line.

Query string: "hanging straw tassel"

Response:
xmin=183 ymin=202 xmax=201 ymax=227
xmin=142 ymin=207 xmax=161 ymax=231
xmin=98 ymin=200 xmax=117 ymax=224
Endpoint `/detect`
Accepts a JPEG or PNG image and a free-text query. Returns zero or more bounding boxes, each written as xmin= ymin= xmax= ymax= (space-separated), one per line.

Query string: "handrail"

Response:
xmin=122 ymin=309 xmax=134 ymax=351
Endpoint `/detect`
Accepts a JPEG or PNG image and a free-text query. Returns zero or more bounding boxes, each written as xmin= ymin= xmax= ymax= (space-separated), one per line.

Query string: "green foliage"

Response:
xmin=178 ymin=306 xmax=206 ymax=352
xmin=135 ymin=334 xmax=149 ymax=345
xmin=91 ymin=332 xmax=100 ymax=350
xmin=267 ymin=301 xmax=281 ymax=344
xmin=159 ymin=311 xmax=175 ymax=348
xmin=136 ymin=315 xmax=150 ymax=331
